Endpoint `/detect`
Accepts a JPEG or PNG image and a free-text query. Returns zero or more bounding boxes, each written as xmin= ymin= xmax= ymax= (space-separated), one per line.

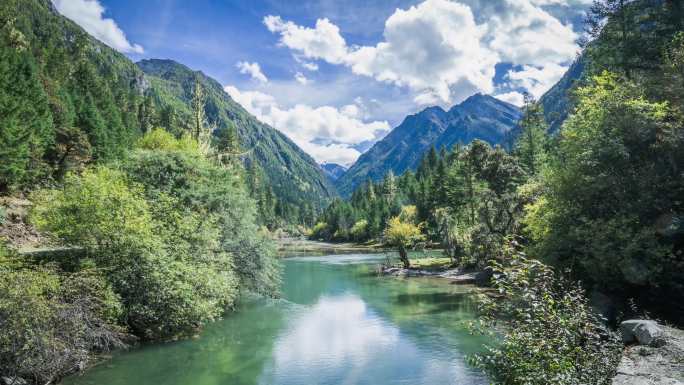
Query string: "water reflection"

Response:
xmin=63 ymin=254 xmax=487 ymax=385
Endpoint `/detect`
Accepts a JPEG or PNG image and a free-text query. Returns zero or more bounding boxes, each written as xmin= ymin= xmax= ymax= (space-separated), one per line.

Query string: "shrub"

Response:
xmin=310 ymin=222 xmax=330 ymax=240
xmin=30 ymin=166 xmax=241 ymax=339
xmin=350 ymin=219 xmax=368 ymax=242
xmin=470 ymin=249 xmax=622 ymax=385
xmin=0 ymin=262 xmax=125 ymax=384
xmin=136 ymin=128 xmax=199 ymax=153
xmin=122 ymin=147 xmax=280 ymax=297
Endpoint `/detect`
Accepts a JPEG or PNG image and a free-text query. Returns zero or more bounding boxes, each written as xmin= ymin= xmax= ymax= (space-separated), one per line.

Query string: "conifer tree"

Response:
xmin=515 ymin=94 xmax=548 ymax=175
xmin=0 ymin=30 xmax=52 ymax=191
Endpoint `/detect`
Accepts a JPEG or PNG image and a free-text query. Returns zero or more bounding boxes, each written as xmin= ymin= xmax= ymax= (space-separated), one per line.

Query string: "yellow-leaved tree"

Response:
xmin=384 ymin=205 xmax=425 ymax=268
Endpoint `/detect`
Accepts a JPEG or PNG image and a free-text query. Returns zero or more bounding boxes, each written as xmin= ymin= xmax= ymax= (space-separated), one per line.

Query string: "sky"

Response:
xmin=52 ymin=0 xmax=591 ymax=166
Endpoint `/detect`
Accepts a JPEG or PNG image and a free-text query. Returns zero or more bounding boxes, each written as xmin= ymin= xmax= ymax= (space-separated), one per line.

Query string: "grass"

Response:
xmin=408 ymin=256 xmax=454 ymax=270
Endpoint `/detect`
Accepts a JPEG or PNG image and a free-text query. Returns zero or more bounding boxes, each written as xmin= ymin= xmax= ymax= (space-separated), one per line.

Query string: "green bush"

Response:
xmin=30 ymin=165 xmax=242 ymax=339
xmin=470 ymin=249 xmax=622 ymax=385
xmin=0 ymin=262 xmax=125 ymax=384
xmin=122 ymin=144 xmax=280 ymax=297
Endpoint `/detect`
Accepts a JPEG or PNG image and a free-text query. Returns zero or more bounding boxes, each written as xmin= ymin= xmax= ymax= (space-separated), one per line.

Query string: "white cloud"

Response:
xmin=236 ymin=61 xmax=268 ymax=83
xmin=484 ymin=1 xmax=579 ymax=67
xmin=224 ymin=85 xmax=390 ymax=165
xmin=302 ymin=61 xmax=319 ymax=71
xmin=346 ymin=0 xmax=497 ymax=106
xmin=505 ymin=62 xmax=568 ymax=99
xmin=494 ymin=91 xmax=525 ymax=106
xmin=264 ymin=15 xmax=349 ymax=64
xmin=263 ymin=0 xmax=582 ymax=106
xmin=52 ymin=0 xmax=144 ymax=54
xmin=294 ymin=72 xmax=309 ymax=85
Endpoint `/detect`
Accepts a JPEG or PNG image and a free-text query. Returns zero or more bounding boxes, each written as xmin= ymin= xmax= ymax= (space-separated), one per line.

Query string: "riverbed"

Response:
xmin=63 ymin=253 xmax=490 ymax=385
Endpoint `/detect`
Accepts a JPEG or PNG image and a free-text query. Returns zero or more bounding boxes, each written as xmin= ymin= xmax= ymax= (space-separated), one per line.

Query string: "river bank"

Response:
xmin=59 ymin=252 xmax=489 ymax=385
xmin=276 ymin=237 xmax=391 ymax=255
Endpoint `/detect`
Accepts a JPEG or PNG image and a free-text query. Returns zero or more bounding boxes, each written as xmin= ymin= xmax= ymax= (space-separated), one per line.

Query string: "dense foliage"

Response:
xmin=1 ymin=130 xmax=280 ymax=383
xmin=314 ymin=2 xmax=684 ymax=382
xmin=0 ymin=0 xmax=145 ymax=191
xmin=471 ymin=250 xmax=622 ymax=384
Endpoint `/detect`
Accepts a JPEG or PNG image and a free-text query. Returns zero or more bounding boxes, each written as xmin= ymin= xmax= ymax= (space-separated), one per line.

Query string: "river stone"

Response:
xmin=620 ymin=320 xmax=666 ymax=346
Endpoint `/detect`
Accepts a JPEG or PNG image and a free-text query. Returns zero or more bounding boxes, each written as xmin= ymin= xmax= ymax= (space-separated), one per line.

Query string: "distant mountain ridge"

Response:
xmin=334 ymin=94 xmax=522 ymax=197
xmin=321 ymin=163 xmax=348 ymax=182
xmin=539 ymin=57 xmax=587 ymax=133
xmin=137 ymin=59 xmax=338 ymax=212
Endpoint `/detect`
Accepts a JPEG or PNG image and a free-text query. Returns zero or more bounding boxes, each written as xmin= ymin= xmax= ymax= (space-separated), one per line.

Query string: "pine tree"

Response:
xmin=191 ymin=76 xmax=212 ymax=154
xmin=0 ymin=35 xmax=53 ymax=191
xmin=515 ymin=94 xmax=548 ymax=175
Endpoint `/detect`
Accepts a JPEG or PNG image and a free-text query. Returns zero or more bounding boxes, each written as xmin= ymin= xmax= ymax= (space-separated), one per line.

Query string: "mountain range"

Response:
xmin=2 ymin=0 xmax=336 ymax=214
xmin=334 ymin=94 xmax=522 ymax=197
xmin=6 ymin=0 xmax=583 ymax=210
xmin=137 ymin=59 xmax=337 ymax=211
xmin=320 ymin=163 xmax=348 ymax=182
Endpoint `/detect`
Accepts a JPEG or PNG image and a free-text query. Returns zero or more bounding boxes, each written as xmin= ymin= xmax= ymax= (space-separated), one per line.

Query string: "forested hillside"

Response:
xmin=0 ymin=0 xmax=146 ymax=191
xmin=137 ymin=59 xmax=337 ymax=226
xmin=335 ymin=94 xmax=521 ymax=197
xmin=0 ymin=1 xmax=281 ymax=382
xmin=0 ymin=0 xmax=335 ymax=227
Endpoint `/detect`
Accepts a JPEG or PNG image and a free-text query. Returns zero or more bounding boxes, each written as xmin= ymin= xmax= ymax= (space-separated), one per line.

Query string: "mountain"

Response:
xmin=321 ymin=163 xmax=348 ymax=181
xmin=0 ymin=0 xmax=149 ymax=191
xmin=539 ymin=57 xmax=587 ymax=133
xmin=334 ymin=94 xmax=522 ymax=197
xmin=0 ymin=0 xmax=335 ymax=215
xmin=137 ymin=59 xmax=337 ymax=212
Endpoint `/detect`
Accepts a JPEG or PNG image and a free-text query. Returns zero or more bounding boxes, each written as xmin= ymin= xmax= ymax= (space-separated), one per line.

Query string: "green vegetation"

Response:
xmin=0 ymin=0 xmax=146 ymax=192
xmin=0 ymin=0 xmax=335 ymax=228
xmin=137 ymin=59 xmax=337 ymax=227
xmin=383 ymin=205 xmax=425 ymax=268
xmin=313 ymin=1 xmax=684 ymax=382
xmin=1 ymin=129 xmax=280 ymax=382
xmin=471 ymin=251 xmax=622 ymax=384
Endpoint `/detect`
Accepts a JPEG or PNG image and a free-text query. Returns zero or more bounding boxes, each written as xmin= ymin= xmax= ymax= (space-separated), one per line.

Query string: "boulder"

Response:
xmin=620 ymin=320 xmax=666 ymax=347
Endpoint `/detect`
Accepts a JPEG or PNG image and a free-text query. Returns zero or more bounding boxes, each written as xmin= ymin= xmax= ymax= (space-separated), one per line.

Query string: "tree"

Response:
xmin=515 ymin=94 xmax=549 ymax=175
xmin=523 ymin=73 xmax=684 ymax=315
xmin=190 ymin=76 xmax=212 ymax=154
xmin=0 ymin=30 xmax=53 ymax=191
xmin=384 ymin=205 xmax=425 ymax=268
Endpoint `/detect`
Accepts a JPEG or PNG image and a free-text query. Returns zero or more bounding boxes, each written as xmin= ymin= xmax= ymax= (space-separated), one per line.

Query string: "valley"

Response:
xmin=1 ymin=1 xmax=683 ymax=385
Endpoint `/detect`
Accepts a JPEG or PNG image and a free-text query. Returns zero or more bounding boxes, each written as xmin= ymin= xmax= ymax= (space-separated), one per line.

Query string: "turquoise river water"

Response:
xmin=63 ymin=253 xmax=490 ymax=385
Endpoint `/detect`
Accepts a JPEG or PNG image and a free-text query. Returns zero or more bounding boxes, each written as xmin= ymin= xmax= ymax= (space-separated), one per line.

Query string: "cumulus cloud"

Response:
xmin=294 ymin=72 xmax=309 ymax=85
xmin=224 ymin=85 xmax=390 ymax=165
xmin=483 ymin=1 xmax=578 ymax=67
xmin=505 ymin=63 xmax=569 ymax=99
xmin=52 ymin=0 xmax=144 ymax=54
xmin=264 ymin=0 xmax=582 ymax=106
xmin=264 ymin=15 xmax=349 ymax=64
xmin=236 ymin=61 xmax=268 ymax=83
xmin=494 ymin=91 xmax=526 ymax=106
xmin=302 ymin=61 xmax=319 ymax=71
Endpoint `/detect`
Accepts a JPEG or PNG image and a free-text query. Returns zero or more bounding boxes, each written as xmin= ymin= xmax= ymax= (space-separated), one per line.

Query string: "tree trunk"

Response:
xmin=398 ymin=245 xmax=410 ymax=269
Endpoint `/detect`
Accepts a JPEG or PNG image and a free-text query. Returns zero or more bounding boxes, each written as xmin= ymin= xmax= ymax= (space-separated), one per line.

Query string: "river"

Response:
xmin=63 ymin=253 xmax=490 ymax=385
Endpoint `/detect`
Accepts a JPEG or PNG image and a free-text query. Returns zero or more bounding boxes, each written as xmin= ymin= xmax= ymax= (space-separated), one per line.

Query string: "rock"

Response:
xmin=612 ymin=324 xmax=684 ymax=385
xmin=620 ymin=320 xmax=666 ymax=347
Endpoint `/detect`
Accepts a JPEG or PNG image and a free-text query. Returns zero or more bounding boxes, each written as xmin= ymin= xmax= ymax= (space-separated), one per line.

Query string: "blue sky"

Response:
xmin=53 ymin=0 xmax=590 ymax=165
